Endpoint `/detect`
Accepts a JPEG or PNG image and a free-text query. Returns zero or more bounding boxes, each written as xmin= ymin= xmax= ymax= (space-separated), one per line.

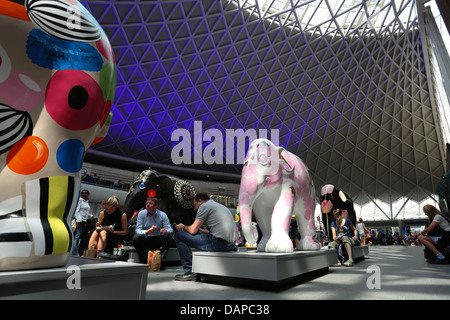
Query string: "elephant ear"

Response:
xmin=174 ymin=180 xmax=197 ymax=209
xmin=157 ymin=176 xmax=173 ymax=196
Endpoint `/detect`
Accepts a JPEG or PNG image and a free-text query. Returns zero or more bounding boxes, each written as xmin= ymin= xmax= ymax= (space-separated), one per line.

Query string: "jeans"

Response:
xmin=174 ymin=231 xmax=235 ymax=274
xmin=72 ymin=222 xmax=85 ymax=255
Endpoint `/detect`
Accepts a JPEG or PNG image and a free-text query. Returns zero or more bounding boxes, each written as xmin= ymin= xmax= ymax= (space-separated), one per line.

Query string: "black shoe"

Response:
xmin=432 ymin=257 xmax=449 ymax=264
xmin=175 ymin=272 xmax=197 ymax=281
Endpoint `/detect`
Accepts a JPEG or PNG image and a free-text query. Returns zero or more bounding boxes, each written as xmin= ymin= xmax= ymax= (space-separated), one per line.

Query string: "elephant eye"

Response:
xmin=68 ymin=86 xmax=89 ymax=110
xmin=139 ymin=182 xmax=145 ymax=190
xmin=258 ymin=154 xmax=270 ymax=166
xmin=45 ymin=70 xmax=104 ymax=131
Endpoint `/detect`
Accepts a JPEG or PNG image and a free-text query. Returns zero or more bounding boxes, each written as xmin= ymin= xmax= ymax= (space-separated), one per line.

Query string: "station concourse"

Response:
xmin=0 ymin=0 xmax=449 ymax=304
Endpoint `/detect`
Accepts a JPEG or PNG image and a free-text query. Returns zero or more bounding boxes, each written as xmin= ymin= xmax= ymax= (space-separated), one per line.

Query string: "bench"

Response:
xmin=352 ymin=245 xmax=369 ymax=261
xmin=115 ymin=246 xmax=182 ymax=263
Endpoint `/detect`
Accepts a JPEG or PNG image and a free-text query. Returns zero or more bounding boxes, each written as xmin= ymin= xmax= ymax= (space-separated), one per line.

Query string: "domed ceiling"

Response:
xmin=81 ymin=0 xmax=449 ymax=208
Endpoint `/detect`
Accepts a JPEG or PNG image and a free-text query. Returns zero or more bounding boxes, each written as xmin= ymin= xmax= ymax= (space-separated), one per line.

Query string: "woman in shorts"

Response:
xmin=418 ymin=204 xmax=450 ymax=264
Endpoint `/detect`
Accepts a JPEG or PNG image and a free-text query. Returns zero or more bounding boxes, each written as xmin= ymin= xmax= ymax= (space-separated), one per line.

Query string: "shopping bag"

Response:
xmin=147 ymin=250 xmax=161 ymax=271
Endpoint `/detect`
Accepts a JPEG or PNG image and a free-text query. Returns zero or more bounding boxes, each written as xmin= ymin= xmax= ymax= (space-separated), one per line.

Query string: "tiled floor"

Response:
xmin=145 ymin=245 xmax=450 ymax=300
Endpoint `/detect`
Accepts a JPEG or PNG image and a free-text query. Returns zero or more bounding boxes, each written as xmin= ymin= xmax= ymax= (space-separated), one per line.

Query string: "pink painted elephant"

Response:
xmin=238 ymin=139 xmax=319 ymax=252
xmin=0 ymin=0 xmax=115 ymax=270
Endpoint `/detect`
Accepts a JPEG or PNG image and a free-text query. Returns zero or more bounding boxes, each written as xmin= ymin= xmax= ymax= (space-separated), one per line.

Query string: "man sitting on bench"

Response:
xmin=133 ymin=197 xmax=173 ymax=264
xmin=173 ymin=193 xmax=238 ymax=281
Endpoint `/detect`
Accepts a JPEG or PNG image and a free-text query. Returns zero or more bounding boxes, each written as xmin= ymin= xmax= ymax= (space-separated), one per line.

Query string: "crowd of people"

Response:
xmin=72 ymin=189 xmax=450 ymax=280
xmin=310 ymin=204 xmax=450 ymax=264
xmin=71 ymin=189 xmax=238 ymax=281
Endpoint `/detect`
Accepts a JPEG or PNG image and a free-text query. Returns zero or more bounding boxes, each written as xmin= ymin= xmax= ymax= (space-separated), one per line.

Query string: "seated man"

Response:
xmin=328 ymin=209 xmax=358 ymax=266
xmin=132 ymin=197 xmax=173 ymax=264
xmin=174 ymin=193 xmax=239 ymax=281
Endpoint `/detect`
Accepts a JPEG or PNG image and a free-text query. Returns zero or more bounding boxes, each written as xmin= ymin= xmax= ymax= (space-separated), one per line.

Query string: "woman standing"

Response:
xmin=356 ymin=218 xmax=367 ymax=246
xmin=88 ymin=195 xmax=127 ymax=255
xmin=72 ymin=189 xmax=91 ymax=255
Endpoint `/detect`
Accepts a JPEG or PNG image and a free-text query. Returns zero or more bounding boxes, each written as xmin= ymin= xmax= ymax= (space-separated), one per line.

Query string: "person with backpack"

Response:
xmin=418 ymin=204 xmax=450 ymax=264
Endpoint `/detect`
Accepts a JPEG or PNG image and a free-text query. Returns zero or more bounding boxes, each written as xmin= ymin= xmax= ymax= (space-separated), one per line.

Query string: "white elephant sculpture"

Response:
xmin=238 ymin=139 xmax=319 ymax=252
xmin=0 ymin=0 xmax=116 ymax=270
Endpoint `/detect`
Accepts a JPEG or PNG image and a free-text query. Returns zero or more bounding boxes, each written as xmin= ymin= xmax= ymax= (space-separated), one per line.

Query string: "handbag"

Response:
xmin=83 ymin=249 xmax=97 ymax=258
xmin=148 ymin=250 xmax=161 ymax=271
xmin=97 ymin=250 xmax=129 ymax=261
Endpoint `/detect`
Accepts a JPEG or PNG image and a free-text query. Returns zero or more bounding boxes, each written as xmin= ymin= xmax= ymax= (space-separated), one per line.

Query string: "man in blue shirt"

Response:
xmin=132 ymin=197 xmax=173 ymax=264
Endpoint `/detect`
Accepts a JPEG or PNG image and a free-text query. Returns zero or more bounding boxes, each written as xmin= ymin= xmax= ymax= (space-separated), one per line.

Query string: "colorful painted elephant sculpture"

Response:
xmin=238 ymin=139 xmax=319 ymax=252
xmin=0 ymin=0 xmax=116 ymax=271
xmin=319 ymin=184 xmax=357 ymax=238
xmin=123 ymin=169 xmax=198 ymax=226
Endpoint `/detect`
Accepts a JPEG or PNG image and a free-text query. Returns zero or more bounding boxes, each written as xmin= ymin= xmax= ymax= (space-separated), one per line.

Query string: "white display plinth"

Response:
xmin=0 ymin=256 xmax=148 ymax=300
xmin=193 ymin=249 xmax=337 ymax=282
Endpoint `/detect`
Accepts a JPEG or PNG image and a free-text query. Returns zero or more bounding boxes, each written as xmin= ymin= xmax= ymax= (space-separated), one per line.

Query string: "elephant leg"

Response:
xmin=252 ymin=197 xmax=271 ymax=252
xmin=266 ymin=186 xmax=295 ymax=253
xmin=296 ymin=201 xmax=320 ymax=251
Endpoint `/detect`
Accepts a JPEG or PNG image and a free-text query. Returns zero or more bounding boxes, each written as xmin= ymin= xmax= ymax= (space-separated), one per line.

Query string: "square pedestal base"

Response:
xmin=193 ymin=249 xmax=337 ymax=282
xmin=0 ymin=256 xmax=148 ymax=300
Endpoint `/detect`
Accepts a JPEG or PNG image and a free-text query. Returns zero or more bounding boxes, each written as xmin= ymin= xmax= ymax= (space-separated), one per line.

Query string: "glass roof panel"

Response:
xmin=236 ymin=0 xmax=417 ymax=36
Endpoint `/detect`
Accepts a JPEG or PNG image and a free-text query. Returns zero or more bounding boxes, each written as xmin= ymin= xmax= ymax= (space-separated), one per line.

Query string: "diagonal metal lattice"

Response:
xmin=81 ymin=0 xmax=449 ymax=210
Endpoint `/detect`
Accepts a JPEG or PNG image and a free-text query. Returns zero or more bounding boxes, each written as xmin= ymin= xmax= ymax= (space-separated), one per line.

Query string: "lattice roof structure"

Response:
xmin=82 ymin=0 xmax=450 ymax=218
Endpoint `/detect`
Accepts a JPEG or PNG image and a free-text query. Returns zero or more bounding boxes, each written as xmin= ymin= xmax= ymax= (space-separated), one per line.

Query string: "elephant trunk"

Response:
xmin=123 ymin=190 xmax=140 ymax=221
xmin=239 ymin=203 xmax=257 ymax=246
xmin=0 ymin=176 xmax=80 ymax=271
xmin=238 ymin=162 xmax=259 ymax=246
xmin=25 ymin=176 xmax=79 ymax=256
